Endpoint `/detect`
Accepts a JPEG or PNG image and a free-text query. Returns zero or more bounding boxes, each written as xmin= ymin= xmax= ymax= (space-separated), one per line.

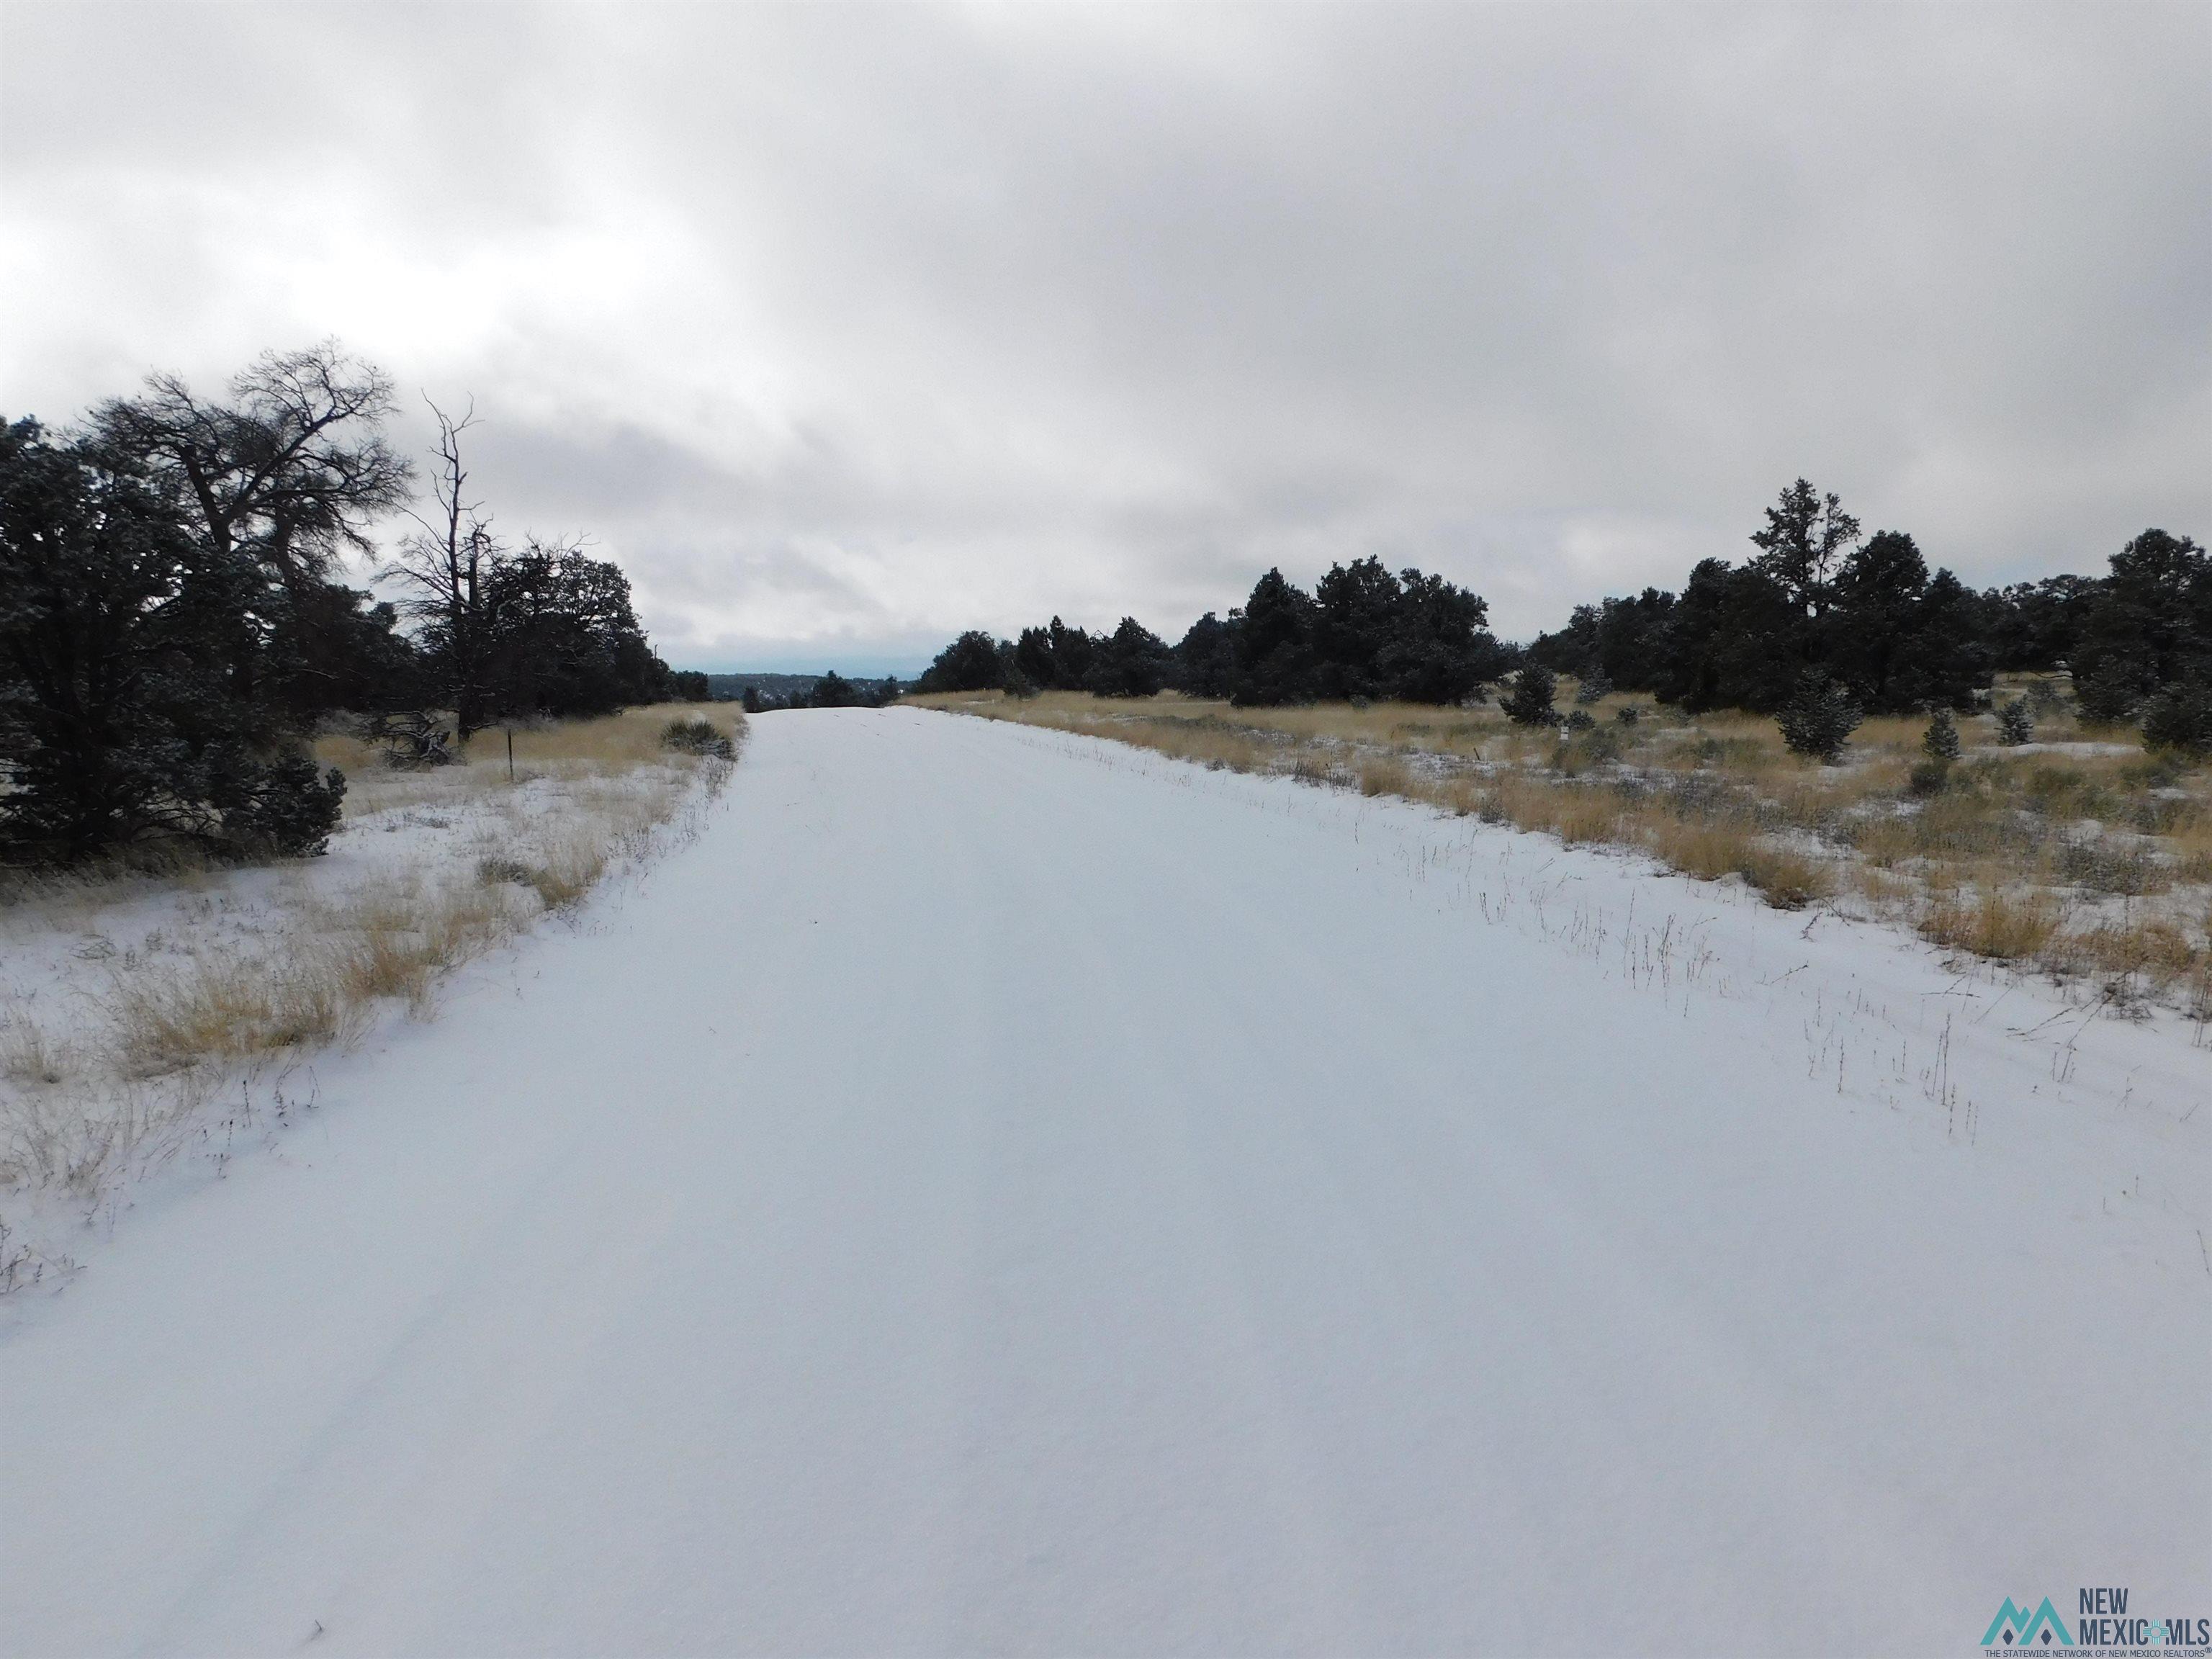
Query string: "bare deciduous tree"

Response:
xmin=385 ymin=399 xmax=503 ymax=738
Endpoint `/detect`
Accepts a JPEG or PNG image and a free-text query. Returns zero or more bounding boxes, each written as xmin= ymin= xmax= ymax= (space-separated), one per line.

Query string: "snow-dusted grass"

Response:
xmin=0 ymin=703 xmax=745 ymax=1288
xmin=913 ymin=678 xmax=2212 ymax=1021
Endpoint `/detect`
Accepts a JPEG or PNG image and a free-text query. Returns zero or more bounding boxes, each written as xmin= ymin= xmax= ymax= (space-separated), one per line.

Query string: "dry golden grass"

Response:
xmin=1919 ymin=886 xmax=2065 ymax=963
xmin=915 ymin=678 xmax=2208 ymax=997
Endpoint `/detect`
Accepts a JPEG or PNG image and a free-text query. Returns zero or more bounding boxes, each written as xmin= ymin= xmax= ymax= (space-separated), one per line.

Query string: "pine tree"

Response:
xmin=1776 ymin=672 xmax=1861 ymax=762
xmin=1501 ymin=664 xmax=1557 ymax=726
xmin=1922 ymin=709 xmax=1961 ymax=763
xmin=2141 ymin=676 xmax=2212 ymax=757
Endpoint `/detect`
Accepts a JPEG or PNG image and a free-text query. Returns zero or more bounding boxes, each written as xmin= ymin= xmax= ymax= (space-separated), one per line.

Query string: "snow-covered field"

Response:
xmin=0 ymin=729 xmax=731 ymax=1287
xmin=3 ymin=707 xmax=2206 ymax=1656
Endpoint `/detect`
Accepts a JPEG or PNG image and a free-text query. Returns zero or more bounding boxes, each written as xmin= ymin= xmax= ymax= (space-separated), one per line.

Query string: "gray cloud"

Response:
xmin=5 ymin=3 xmax=2206 ymax=667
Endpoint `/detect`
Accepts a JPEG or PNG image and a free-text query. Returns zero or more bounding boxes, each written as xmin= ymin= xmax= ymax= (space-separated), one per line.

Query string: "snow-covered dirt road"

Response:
xmin=5 ymin=709 xmax=2207 ymax=1657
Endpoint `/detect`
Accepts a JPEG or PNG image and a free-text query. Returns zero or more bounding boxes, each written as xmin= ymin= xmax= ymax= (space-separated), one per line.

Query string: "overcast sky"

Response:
xmin=5 ymin=4 xmax=2206 ymax=671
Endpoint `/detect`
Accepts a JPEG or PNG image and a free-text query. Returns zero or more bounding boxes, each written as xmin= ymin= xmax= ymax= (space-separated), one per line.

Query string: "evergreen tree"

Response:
xmin=2141 ymin=675 xmax=2212 ymax=757
xmin=1228 ymin=568 xmax=1319 ymax=706
xmin=1776 ymin=672 xmax=1861 ymax=762
xmin=1046 ymin=616 xmax=1096 ymax=689
xmin=1171 ymin=612 xmax=1237 ymax=697
xmin=1086 ymin=617 xmax=1174 ymax=697
xmin=93 ymin=343 xmax=413 ymax=721
xmin=1501 ymin=663 xmax=1557 ymax=726
xmin=0 ymin=419 xmax=343 ymax=862
xmin=1012 ymin=626 xmax=1058 ymax=689
xmin=2070 ymin=529 xmax=2211 ymax=712
xmin=1750 ymin=478 xmax=1860 ymax=618
xmin=917 ymin=630 xmax=1004 ymax=692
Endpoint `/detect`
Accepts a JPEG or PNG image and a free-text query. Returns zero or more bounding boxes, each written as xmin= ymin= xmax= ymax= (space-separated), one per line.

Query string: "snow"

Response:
xmin=1 ymin=775 xmax=585 ymax=1068
xmin=3 ymin=707 xmax=2206 ymax=1656
xmin=0 ymin=755 xmax=714 ymax=1282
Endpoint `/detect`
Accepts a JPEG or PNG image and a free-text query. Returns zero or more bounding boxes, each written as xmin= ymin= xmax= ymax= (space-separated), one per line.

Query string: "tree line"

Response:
xmin=918 ymin=557 xmax=1510 ymax=707
xmin=739 ymin=672 xmax=902 ymax=712
xmin=914 ymin=480 xmax=2211 ymax=755
xmin=1 ymin=343 xmax=688 ymax=866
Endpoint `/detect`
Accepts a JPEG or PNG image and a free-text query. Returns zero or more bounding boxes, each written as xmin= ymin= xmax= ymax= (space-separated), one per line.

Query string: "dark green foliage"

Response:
xmin=2068 ymin=530 xmax=2211 ymax=721
xmin=93 ymin=343 xmax=418 ymax=725
xmin=1214 ymin=560 xmax=1504 ymax=706
xmin=918 ymin=630 xmax=1004 ymax=692
xmin=1086 ymin=617 xmax=1173 ymax=697
xmin=1171 ymin=613 xmax=1236 ymax=697
xmin=737 ymin=673 xmax=900 ymax=711
xmin=807 ymin=670 xmax=862 ymax=709
xmin=670 ymin=670 xmax=711 ymax=701
xmin=2074 ymin=661 xmax=2144 ymax=724
xmin=922 ymin=486 xmax=2198 ymax=753
xmin=0 ymin=418 xmax=343 ymax=862
xmin=2141 ymin=675 xmax=2212 ymax=757
xmin=1922 ymin=709 xmax=1961 ymax=763
xmin=1008 ymin=616 xmax=1097 ymax=691
xmin=387 ymin=406 xmax=673 ymax=734
xmin=1615 ymin=704 xmax=1640 ymax=726
xmin=1984 ymin=575 xmax=2097 ymax=671
xmin=1776 ymin=673 xmax=1861 ymax=762
xmin=1501 ymin=664 xmax=1557 ymax=726
xmin=1563 ymin=708 xmax=1596 ymax=733
xmin=1538 ymin=589 xmax=1676 ymax=691
xmin=1228 ymin=568 xmax=1319 ymax=706
xmin=6 ymin=345 xmax=689 ymax=866
xmin=267 ymin=583 xmax=424 ymax=719
xmin=1750 ymin=478 xmax=1861 ymax=617
xmin=999 ymin=652 xmax=1038 ymax=698
xmin=1648 ymin=557 xmax=1804 ymax=712
xmin=1012 ymin=626 xmax=1056 ymax=688
xmin=1541 ymin=485 xmax=2000 ymax=718
xmin=1827 ymin=536 xmax=1987 ymax=713
xmin=1527 ymin=603 xmax=1599 ymax=678
xmin=210 ymin=749 xmax=346 ymax=855
xmin=471 ymin=543 xmax=673 ymax=721
xmin=1995 ymin=700 xmax=2034 ymax=746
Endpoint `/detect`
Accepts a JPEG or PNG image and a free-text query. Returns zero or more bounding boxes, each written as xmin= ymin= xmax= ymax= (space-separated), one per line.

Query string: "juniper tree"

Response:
xmin=94 ymin=343 xmax=413 ymax=719
xmin=0 ymin=419 xmax=343 ymax=862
